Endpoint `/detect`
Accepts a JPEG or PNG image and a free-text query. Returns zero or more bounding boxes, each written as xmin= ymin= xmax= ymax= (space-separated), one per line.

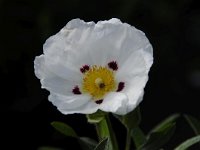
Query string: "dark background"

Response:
xmin=1 ymin=0 xmax=200 ymax=149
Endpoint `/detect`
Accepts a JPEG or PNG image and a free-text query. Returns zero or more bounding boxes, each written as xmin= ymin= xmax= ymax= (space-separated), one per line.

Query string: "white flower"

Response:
xmin=34 ymin=18 xmax=153 ymax=115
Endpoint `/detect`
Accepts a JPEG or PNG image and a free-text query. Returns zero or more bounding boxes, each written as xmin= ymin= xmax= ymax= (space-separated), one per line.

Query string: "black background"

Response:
xmin=1 ymin=0 xmax=200 ymax=149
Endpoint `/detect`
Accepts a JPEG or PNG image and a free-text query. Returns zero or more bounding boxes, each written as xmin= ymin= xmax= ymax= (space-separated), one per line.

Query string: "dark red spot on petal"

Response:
xmin=108 ymin=61 xmax=118 ymax=71
xmin=72 ymin=86 xmax=81 ymax=94
xmin=117 ymin=82 xmax=125 ymax=92
xmin=95 ymin=99 xmax=103 ymax=104
xmin=80 ymin=65 xmax=90 ymax=73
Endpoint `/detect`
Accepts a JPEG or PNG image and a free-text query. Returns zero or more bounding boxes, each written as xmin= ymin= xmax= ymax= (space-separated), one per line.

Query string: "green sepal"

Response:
xmin=114 ymin=107 xmax=141 ymax=130
xmin=87 ymin=110 xmax=107 ymax=124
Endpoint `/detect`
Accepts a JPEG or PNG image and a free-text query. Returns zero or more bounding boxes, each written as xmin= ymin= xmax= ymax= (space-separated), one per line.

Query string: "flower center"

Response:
xmin=95 ymin=78 xmax=105 ymax=88
xmin=82 ymin=65 xmax=117 ymax=101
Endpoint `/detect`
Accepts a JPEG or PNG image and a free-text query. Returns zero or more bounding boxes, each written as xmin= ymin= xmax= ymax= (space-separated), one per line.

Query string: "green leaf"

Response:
xmin=131 ymin=127 xmax=146 ymax=149
xmin=139 ymin=123 xmax=176 ymax=150
xmin=78 ymin=137 xmax=98 ymax=150
xmin=184 ymin=114 xmax=200 ymax=135
xmin=175 ymin=135 xmax=200 ymax=150
xmin=151 ymin=113 xmax=180 ymax=132
xmin=51 ymin=121 xmax=77 ymax=138
xmin=94 ymin=138 xmax=109 ymax=150
xmin=114 ymin=107 xmax=141 ymax=130
xmin=51 ymin=121 xmax=98 ymax=150
xmin=37 ymin=146 xmax=63 ymax=150
xmin=87 ymin=110 xmax=107 ymax=123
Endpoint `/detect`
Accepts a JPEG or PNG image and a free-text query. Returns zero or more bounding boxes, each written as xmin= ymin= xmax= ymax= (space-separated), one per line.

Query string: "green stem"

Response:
xmin=95 ymin=123 xmax=101 ymax=141
xmin=95 ymin=114 xmax=119 ymax=150
xmin=125 ymin=129 xmax=131 ymax=150
xmin=105 ymin=115 xmax=119 ymax=150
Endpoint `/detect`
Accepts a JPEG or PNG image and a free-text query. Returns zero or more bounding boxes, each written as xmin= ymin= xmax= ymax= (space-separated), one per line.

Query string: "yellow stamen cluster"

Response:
xmin=82 ymin=65 xmax=117 ymax=100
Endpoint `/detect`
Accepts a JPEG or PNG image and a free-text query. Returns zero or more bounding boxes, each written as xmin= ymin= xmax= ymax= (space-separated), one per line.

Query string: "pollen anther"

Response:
xmin=108 ymin=61 xmax=118 ymax=71
xmin=80 ymin=65 xmax=90 ymax=73
xmin=82 ymin=65 xmax=117 ymax=100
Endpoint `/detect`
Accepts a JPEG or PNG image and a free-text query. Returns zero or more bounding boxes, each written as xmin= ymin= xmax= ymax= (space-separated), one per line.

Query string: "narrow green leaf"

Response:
xmin=114 ymin=107 xmax=141 ymax=130
xmin=51 ymin=121 xmax=97 ymax=150
xmin=184 ymin=114 xmax=200 ymax=135
xmin=51 ymin=121 xmax=77 ymax=137
xmin=151 ymin=113 xmax=180 ymax=132
xmin=94 ymin=138 xmax=109 ymax=150
xmin=78 ymin=137 xmax=98 ymax=150
xmin=140 ymin=123 xmax=176 ymax=150
xmin=87 ymin=110 xmax=107 ymax=123
xmin=131 ymin=127 xmax=146 ymax=149
xmin=37 ymin=146 xmax=63 ymax=150
xmin=175 ymin=135 xmax=200 ymax=150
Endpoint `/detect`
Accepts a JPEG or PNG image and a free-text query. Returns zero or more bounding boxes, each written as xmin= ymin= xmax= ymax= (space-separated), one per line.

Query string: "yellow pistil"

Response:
xmin=82 ymin=65 xmax=117 ymax=101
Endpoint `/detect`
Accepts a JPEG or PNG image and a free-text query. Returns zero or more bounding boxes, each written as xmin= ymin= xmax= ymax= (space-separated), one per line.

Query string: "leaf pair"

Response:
xmin=115 ymin=107 xmax=179 ymax=150
xmin=137 ymin=114 xmax=179 ymax=150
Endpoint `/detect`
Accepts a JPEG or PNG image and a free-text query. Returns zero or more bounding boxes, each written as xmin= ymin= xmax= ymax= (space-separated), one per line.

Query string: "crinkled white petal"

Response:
xmin=34 ymin=55 xmax=48 ymax=79
xmin=138 ymin=44 xmax=153 ymax=73
xmin=99 ymin=92 xmax=129 ymax=115
xmin=116 ymin=48 xmax=146 ymax=81
xmin=116 ymin=45 xmax=153 ymax=111
xmin=122 ymin=76 xmax=147 ymax=112
xmin=42 ymin=18 xmax=151 ymax=68
xmin=34 ymin=55 xmax=80 ymax=96
xmin=49 ymin=93 xmax=99 ymax=114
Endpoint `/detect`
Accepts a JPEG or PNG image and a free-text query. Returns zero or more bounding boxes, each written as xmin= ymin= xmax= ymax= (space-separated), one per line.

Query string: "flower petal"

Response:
xmin=34 ymin=55 xmax=48 ymax=79
xmin=115 ymin=45 xmax=153 ymax=113
xmin=99 ymin=92 xmax=129 ymax=115
xmin=43 ymin=18 xmax=152 ymax=68
xmin=116 ymin=45 xmax=153 ymax=81
xmin=115 ymin=49 xmax=146 ymax=81
xmin=41 ymin=77 xmax=76 ymax=96
xmin=121 ymin=75 xmax=148 ymax=112
xmin=49 ymin=93 xmax=99 ymax=114
xmin=140 ymin=44 xmax=153 ymax=73
xmin=43 ymin=19 xmax=96 ymax=67
xmin=34 ymin=55 xmax=80 ymax=96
